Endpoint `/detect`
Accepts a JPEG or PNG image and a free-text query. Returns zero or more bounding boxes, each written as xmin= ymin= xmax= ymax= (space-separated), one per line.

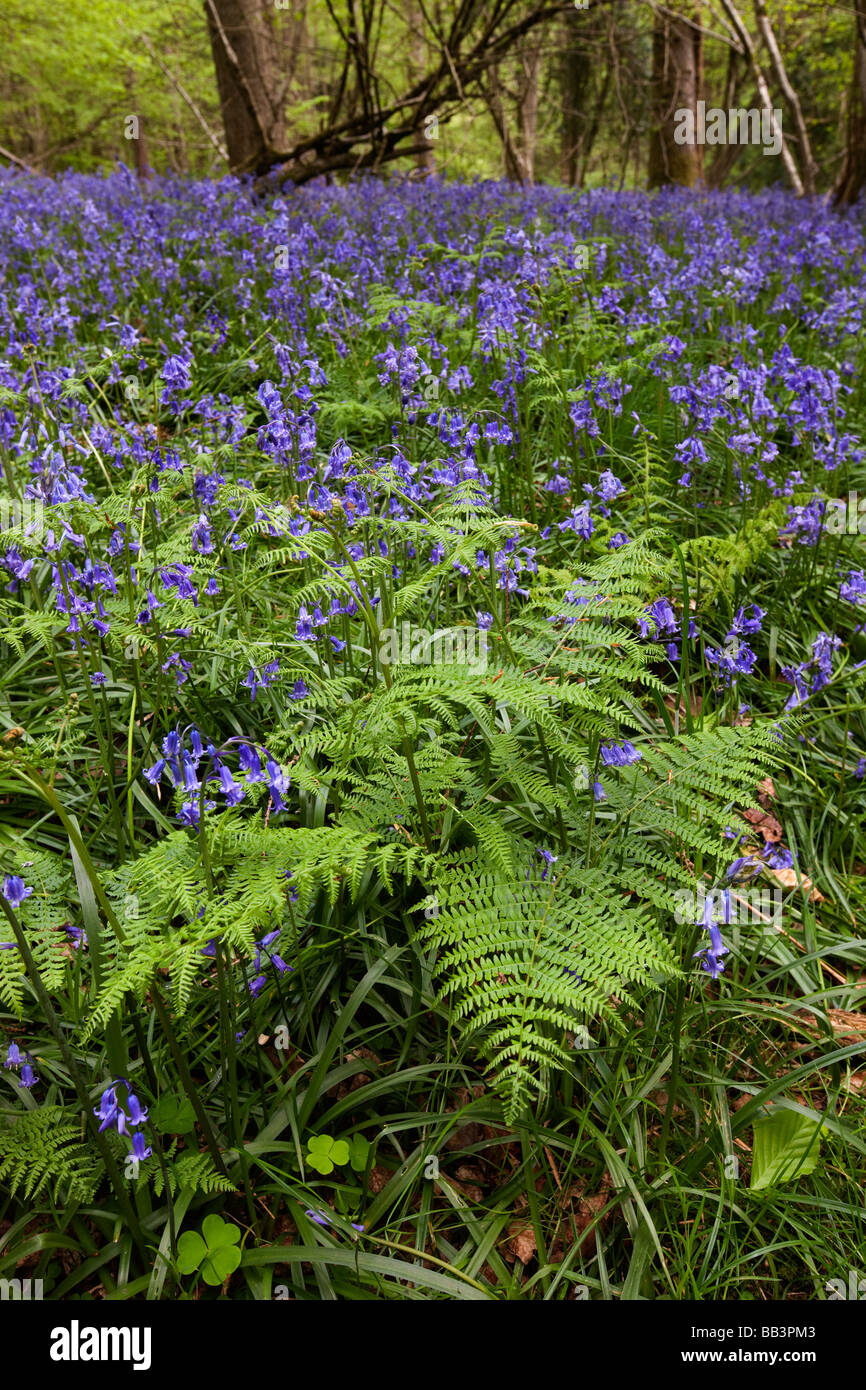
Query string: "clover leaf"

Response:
xmin=348 ymin=1134 xmax=371 ymax=1174
xmin=306 ymin=1134 xmax=351 ymax=1175
xmin=176 ymin=1214 xmax=242 ymax=1286
xmin=150 ymin=1092 xmax=197 ymax=1135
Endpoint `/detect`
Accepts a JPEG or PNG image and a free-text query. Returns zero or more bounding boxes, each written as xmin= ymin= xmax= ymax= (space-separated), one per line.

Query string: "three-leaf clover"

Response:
xmin=305 ymin=1134 xmax=350 ymax=1175
xmin=176 ymin=1214 xmax=242 ymax=1286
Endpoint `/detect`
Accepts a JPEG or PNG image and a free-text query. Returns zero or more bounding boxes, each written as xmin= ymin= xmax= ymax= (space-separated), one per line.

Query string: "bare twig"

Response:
xmin=0 ymin=143 xmax=35 ymax=173
xmin=140 ymin=32 xmax=228 ymax=163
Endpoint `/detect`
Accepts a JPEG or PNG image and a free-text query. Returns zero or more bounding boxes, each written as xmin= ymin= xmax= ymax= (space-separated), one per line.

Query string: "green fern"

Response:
xmin=0 ymin=1107 xmax=102 ymax=1203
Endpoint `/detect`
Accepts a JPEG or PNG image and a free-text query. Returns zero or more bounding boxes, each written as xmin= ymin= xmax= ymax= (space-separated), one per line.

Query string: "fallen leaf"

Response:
xmin=798 ymin=1009 xmax=866 ymax=1039
xmin=757 ymin=777 xmax=776 ymax=806
xmin=504 ymin=1222 xmax=537 ymax=1265
xmin=768 ymin=866 xmax=825 ymax=903
xmin=742 ymin=807 xmax=783 ymax=842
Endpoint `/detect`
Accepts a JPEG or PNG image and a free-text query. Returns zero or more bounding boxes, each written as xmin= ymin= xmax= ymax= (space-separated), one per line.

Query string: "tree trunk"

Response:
xmin=648 ymin=6 xmax=703 ymax=189
xmin=833 ymin=0 xmax=866 ymax=206
xmin=203 ymin=0 xmax=287 ymax=174
xmin=514 ymin=35 xmax=543 ymax=184
xmin=560 ymin=10 xmax=597 ymax=185
xmin=125 ymin=71 xmax=153 ymax=182
xmin=752 ymin=0 xmax=816 ymax=195
xmin=485 ymin=34 xmax=543 ymax=185
xmin=408 ymin=1 xmax=435 ymax=174
xmin=718 ymin=0 xmax=804 ymax=195
xmin=485 ymin=67 xmax=525 ymax=182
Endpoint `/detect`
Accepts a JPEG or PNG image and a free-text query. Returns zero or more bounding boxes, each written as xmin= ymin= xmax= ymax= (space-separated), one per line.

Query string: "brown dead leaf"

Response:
xmin=768 ymin=866 xmax=825 ymax=903
xmin=560 ymin=1174 xmax=612 ymax=1256
xmin=757 ymin=777 xmax=776 ymax=806
xmin=504 ymin=1222 xmax=537 ymax=1265
xmin=454 ymin=1164 xmax=486 ymax=1186
xmin=742 ymin=807 xmax=783 ymax=843
xmin=663 ymin=689 xmax=703 ymax=720
xmin=366 ymin=1165 xmax=394 ymax=1195
xmin=798 ymin=1009 xmax=866 ymax=1039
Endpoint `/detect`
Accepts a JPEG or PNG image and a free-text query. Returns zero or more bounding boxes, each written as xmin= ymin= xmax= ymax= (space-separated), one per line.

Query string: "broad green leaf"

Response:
xmin=202 ymin=1244 xmax=242 ymax=1285
xmin=202 ymin=1213 xmax=240 ymax=1249
xmin=750 ymin=1108 xmax=825 ymax=1190
xmin=176 ymin=1230 xmax=207 ymax=1274
xmin=150 ymin=1093 xmax=196 ymax=1135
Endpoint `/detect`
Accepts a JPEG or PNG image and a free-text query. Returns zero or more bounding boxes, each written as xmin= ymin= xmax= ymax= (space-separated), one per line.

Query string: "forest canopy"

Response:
xmin=0 ymin=1 xmax=862 ymax=202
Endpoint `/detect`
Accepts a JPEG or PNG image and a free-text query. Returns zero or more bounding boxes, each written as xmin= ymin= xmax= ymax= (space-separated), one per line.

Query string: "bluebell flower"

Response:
xmin=693 ymin=892 xmax=731 ymax=980
xmin=840 ymin=570 xmax=866 ymax=606
xmin=238 ymin=745 xmax=264 ymax=783
xmin=2 ymin=876 xmax=33 ymax=908
xmin=19 ymin=1057 xmax=38 ymax=1089
xmin=762 ymin=844 xmax=793 ymax=871
xmin=94 ymin=1083 xmax=122 ymax=1133
xmin=94 ymin=1079 xmax=148 ymax=1137
xmin=266 ymin=759 xmax=290 ymax=813
xmin=537 ymin=848 xmax=558 ymax=880
xmin=131 ymin=1130 xmax=152 ymax=1162
xmin=600 ymin=741 xmax=641 ymax=767
xmin=726 ymin=856 xmax=760 ymax=880
xmin=295 ymin=606 xmax=314 ymax=640
xmin=177 ymin=800 xmax=216 ymax=826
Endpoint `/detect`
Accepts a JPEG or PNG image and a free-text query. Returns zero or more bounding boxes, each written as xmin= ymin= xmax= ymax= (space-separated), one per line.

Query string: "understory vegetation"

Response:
xmin=0 ymin=172 xmax=864 ymax=1300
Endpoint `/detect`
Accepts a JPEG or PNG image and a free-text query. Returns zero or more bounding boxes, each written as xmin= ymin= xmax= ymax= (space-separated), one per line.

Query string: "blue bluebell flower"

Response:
xmin=2 ymin=876 xmax=33 ymax=908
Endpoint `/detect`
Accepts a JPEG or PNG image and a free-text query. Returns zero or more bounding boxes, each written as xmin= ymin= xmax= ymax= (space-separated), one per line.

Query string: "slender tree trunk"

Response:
xmin=125 ymin=71 xmax=152 ymax=182
xmin=648 ymin=6 xmax=703 ymax=188
xmin=752 ymin=0 xmax=816 ymax=195
xmin=203 ymin=0 xmax=287 ymax=173
xmin=408 ymin=1 xmax=435 ymax=174
xmin=514 ymin=35 xmax=543 ymax=184
xmin=579 ymin=64 xmax=612 ymax=186
xmin=833 ymin=0 xmax=866 ymax=206
xmin=718 ymin=0 xmax=803 ymax=195
xmin=560 ymin=10 xmax=596 ymax=185
xmin=485 ymin=67 xmax=525 ymax=182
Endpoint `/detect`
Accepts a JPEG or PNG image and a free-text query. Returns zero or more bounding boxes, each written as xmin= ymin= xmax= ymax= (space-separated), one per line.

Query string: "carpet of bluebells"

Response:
xmin=0 ymin=167 xmax=864 ymax=1300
